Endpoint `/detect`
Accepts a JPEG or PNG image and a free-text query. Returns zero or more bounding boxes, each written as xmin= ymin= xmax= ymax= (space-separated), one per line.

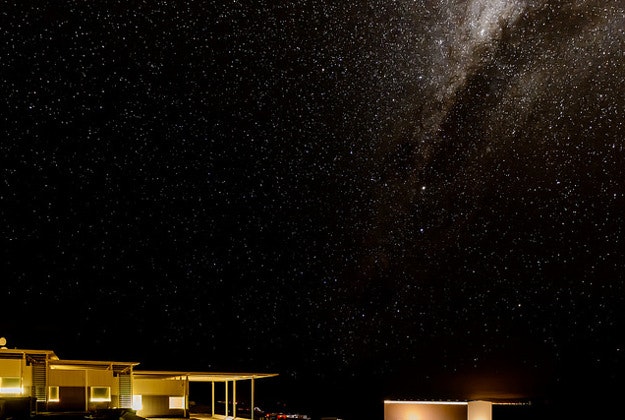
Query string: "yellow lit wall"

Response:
xmin=384 ymin=401 xmax=467 ymax=420
xmin=133 ymin=378 xmax=187 ymax=418
xmin=49 ymin=369 xmax=84 ymax=387
xmin=0 ymin=359 xmax=28 ymax=396
xmin=22 ymin=366 xmax=32 ymax=394
xmin=85 ymin=369 xmax=115 ymax=387
xmin=48 ymin=369 xmax=114 ymax=387
xmin=133 ymin=378 xmax=185 ymax=396
xmin=0 ymin=359 xmax=22 ymax=377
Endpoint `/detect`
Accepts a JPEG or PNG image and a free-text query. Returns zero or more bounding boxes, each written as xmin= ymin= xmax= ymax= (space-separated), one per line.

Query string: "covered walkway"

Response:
xmin=134 ymin=371 xmax=278 ymax=420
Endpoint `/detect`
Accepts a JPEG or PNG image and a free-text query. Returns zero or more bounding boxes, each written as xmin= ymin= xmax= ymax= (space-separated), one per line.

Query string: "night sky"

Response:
xmin=3 ymin=1 xmax=625 ymax=419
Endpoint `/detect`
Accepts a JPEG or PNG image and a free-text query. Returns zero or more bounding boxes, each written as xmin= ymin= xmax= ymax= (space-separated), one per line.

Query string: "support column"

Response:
xmin=225 ymin=381 xmax=229 ymax=418
xmin=20 ymin=353 xmax=24 ymax=398
xmin=233 ymin=381 xmax=237 ymax=419
xmin=251 ymin=378 xmax=255 ymax=420
xmin=45 ymin=358 xmax=50 ymax=413
xmin=184 ymin=376 xmax=189 ymax=418
xmin=84 ymin=369 xmax=89 ymax=412
xmin=211 ymin=382 xmax=215 ymax=417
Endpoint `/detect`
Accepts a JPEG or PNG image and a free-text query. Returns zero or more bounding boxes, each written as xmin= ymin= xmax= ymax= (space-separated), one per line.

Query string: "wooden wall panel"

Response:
xmin=0 ymin=359 xmax=22 ymax=377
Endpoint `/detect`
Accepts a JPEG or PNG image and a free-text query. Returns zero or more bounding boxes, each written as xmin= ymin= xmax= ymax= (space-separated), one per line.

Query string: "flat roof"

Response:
xmin=384 ymin=400 xmax=531 ymax=406
xmin=49 ymin=359 xmax=140 ymax=373
xmin=0 ymin=348 xmax=59 ymax=359
xmin=1 ymin=348 xmax=278 ymax=381
xmin=134 ymin=370 xmax=279 ymax=382
xmin=385 ymin=400 xmax=468 ymax=405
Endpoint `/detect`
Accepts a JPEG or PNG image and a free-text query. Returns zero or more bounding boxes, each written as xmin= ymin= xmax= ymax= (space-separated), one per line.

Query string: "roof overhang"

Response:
xmin=49 ymin=359 xmax=140 ymax=374
xmin=0 ymin=348 xmax=59 ymax=359
xmin=133 ymin=370 xmax=279 ymax=382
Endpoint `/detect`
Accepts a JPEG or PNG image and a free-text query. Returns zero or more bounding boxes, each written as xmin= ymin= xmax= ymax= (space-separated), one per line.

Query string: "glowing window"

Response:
xmin=90 ymin=387 xmax=111 ymax=402
xmin=0 ymin=377 xmax=22 ymax=394
xmin=169 ymin=396 xmax=185 ymax=409
xmin=48 ymin=386 xmax=60 ymax=402
xmin=132 ymin=395 xmax=143 ymax=410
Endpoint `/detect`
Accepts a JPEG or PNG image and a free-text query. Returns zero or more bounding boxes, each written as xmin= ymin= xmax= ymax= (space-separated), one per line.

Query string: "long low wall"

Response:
xmin=385 ymin=401 xmax=467 ymax=420
xmin=384 ymin=400 xmax=492 ymax=420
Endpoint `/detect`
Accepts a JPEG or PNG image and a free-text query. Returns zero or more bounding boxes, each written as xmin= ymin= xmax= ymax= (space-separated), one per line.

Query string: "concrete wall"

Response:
xmin=468 ymin=401 xmax=492 ymax=420
xmin=49 ymin=369 xmax=84 ymax=387
xmin=134 ymin=378 xmax=185 ymax=396
xmin=48 ymin=369 xmax=114 ymax=388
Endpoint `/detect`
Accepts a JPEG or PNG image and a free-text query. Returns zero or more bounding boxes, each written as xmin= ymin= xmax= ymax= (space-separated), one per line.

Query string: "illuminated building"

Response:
xmin=384 ymin=399 xmax=533 ymax=420
xmin=0 ymin=345 xmax=277 ymax=419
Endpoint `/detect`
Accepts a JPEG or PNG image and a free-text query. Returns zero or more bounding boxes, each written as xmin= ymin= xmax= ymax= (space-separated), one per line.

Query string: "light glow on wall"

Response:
xmin=48 ymin=386 xmax=60 ymax=402
xmin=132 ymin=395 xmax=143 ymax=410
xmin=169 ymin=396 xmax=186 ymax=409
xmin=385 ymin=400 xmax=495 ymax=420
xmin=384 ymin=400 xmax=468 ymax=420
xmin=467 ymin=401 xmax=492 ymax=420
xmin=0 ymin=377 xmax=22 ymax=395
xmin=90 ymin=386 xmax=111 ymax=402
xmin=0 ymin=386 xmax=22 ymax=394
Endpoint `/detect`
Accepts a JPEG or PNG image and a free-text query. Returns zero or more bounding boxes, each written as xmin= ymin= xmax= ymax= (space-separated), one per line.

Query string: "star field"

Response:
xmin=3 ymin=1 xmax=625 ymax=419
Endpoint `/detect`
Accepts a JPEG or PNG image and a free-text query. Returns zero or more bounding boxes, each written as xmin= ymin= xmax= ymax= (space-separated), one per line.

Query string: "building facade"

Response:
xmin=0 ymin=347 xmax=276 ymax=419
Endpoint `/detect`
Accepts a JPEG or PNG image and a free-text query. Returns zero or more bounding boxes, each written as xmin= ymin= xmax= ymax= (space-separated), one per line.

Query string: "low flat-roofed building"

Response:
xmin=132 ymin=370 xmax=278 ymax=419
xmin=384 ymin=399 xmax=532 ymax=420
xmin=0 ymin=346 xmax=277 ymax=420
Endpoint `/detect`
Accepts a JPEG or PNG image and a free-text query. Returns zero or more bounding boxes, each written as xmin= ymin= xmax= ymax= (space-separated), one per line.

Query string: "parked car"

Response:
xmin=264 ymin=412 xmax=310 ymax=420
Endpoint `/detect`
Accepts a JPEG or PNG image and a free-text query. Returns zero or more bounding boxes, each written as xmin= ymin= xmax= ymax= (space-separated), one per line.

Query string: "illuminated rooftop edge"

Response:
xmin=384 ymin=401 xmax=468 ymax=405
xmin=384 ymin=400 xmax=531 ymax=406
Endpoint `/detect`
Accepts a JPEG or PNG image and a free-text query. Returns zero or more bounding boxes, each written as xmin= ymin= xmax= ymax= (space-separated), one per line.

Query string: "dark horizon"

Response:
xmin=1 ymin=333 xmax=621 ymax=420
